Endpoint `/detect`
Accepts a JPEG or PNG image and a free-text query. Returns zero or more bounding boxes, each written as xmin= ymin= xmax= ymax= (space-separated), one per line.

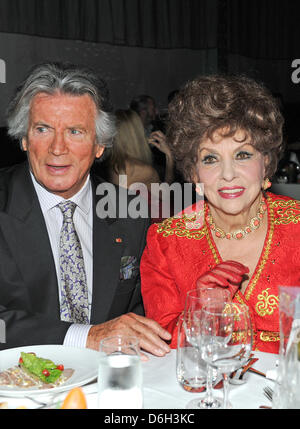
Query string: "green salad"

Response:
xmin=19 ymin=352 xmax=64 ymax=384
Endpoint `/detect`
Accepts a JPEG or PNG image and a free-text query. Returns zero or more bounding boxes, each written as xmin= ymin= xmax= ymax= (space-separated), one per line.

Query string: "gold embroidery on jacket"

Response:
xmin=255 ymin=288 xmax=279 ymax=316
xmin=156 ymin=215 xmax=206 ymax=240
xmin=205 ymin=196 xmax=275 ymax=303
xmin=205 ymin=225 xmax=221 ymax=264
xmin=270 ymin=199 xmax=300 ymax=225
xmin=245 ymin=200 xmax=274 ymax=300
xmin=259 ymin=331 xmax=280 ymax=342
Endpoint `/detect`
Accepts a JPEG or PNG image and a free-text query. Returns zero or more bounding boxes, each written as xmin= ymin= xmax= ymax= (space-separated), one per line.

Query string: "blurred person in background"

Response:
xmin=130 ymin=94 xmax=174 ymax=183
xmin=103 ymin=108 xmax=174 ymax=188
xmin=103 ymin=109 xmax=159 ymax=190
xmin=130 ymin=94 xmax=157 ymax=137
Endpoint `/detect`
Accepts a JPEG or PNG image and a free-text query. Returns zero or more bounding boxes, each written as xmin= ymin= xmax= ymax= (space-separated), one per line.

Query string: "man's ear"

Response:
xmin=21 ymin=137 xmax=28 ymax=152
xmin=95 ymin=145 xmax=105 ymax=159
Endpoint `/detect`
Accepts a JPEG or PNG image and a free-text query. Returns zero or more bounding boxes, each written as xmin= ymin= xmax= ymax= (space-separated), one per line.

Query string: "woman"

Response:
xmin=103 ymin=109 xmax=173 ymax=189
xmin=103 ymin=109 xmax=159 ymax=189
xmin=140 ymin=74 xmax=300 ymax=354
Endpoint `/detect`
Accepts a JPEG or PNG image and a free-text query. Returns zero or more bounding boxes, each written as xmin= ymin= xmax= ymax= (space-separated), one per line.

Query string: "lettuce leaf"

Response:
xmin=20 ymin=352 xmax=63 ymax=384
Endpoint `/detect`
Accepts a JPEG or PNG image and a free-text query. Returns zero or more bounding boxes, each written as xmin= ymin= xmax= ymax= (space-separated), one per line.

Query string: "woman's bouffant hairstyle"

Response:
xmin=167 ymin=74 xmax=284 ymax=182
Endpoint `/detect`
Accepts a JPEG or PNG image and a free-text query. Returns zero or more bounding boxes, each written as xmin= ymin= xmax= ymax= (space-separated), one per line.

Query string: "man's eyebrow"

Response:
xmin=68 ymin=125 xmax=86 ymax=129
xmin=32 ymin=122 xmax=51 ymax=128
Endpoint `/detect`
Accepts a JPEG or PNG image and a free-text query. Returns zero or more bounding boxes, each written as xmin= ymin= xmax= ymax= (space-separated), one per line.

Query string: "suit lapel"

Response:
xmin=90 ymin=176 xmax=124 ymax=324
xmin=1 ymin=163 xmax=60 ymax=317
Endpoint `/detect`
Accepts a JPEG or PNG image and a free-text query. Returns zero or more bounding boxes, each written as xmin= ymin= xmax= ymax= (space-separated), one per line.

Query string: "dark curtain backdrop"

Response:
xmin=227 ymin=0 xmax=300 ymax=60
xmin=0 ymin=0 xmax=300 ymax=143
xmin=0 ymin=0 xmax=217 ymax=49
xmin=225 ymin=0 xmax=300 ymax=142
xmin=0 ymin=0 xmax=299 ymax=57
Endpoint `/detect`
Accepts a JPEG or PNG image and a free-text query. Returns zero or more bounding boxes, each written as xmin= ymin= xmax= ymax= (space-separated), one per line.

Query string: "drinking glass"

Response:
xmin=98 ymin=335 xmax=143 ymax=409
xmin=183 ymin=287 xmax=231 ymax=409
xmin=273 ymin=286 xmax=300 ymax=408
xmin=273 ymin=335 xmax=300 ymax=409
xmin=197 ymin=302 xmax=252 ymax=409
xmin=176 ymin=314 xmax=206 ymax=393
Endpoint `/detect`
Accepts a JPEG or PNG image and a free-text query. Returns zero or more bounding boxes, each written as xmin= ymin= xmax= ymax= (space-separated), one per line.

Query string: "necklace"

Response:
xmin=206 ymin=197 xmax=267 ymax=240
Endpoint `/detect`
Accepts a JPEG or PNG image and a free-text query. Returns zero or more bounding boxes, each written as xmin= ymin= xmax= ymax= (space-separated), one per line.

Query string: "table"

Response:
xmin=0 ymin=350 xmax=278 ymax=409
xmin=141 ymin=350 xmax=277 ymax=409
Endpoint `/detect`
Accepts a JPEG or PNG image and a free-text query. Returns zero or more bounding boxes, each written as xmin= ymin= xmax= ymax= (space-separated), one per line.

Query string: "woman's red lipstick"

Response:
xmin=218 ymin=187 xmax=245 ymax=199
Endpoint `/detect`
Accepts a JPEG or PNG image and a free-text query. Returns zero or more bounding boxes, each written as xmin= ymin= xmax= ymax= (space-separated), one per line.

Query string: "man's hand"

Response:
xmin=86 ymin=313 xmax=172 ymax=358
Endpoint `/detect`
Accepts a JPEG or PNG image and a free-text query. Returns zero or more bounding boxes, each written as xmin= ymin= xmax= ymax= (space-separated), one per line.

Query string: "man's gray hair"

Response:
xmin=6 ymin=62 xmax=116 ymax=148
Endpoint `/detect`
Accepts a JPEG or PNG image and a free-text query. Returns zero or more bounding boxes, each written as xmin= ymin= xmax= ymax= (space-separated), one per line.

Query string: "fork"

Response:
xmin=25 ymin=384 xmax=98 ymax=408
xmin=0 ymin=394 xmax=60 ymax=409
xmin=263 ymin=386 xmax=273 ymax=402
xmin=23 ymin=393 xmax=63 ymax=409
xmin=23 ymin=396 xmax=48 ymax=407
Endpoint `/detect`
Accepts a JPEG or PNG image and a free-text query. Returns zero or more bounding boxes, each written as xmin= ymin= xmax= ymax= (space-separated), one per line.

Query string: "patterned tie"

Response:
xmin=58 ymin=200 xmax=89 ymax=324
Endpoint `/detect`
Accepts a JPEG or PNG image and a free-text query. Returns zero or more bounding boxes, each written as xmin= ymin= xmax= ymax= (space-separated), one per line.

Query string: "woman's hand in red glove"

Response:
xmin=196 ymin=260 xmax=249 ymax=298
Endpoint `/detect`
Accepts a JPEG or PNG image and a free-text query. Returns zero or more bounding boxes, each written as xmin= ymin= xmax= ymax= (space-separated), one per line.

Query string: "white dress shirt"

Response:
xmin=31 ymin=172 xmax=93 ymax=348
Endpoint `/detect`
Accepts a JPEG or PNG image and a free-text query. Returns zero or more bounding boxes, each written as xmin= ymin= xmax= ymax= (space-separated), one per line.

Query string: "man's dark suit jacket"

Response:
xmin=0 ymin=162 xmax=150 ymax=350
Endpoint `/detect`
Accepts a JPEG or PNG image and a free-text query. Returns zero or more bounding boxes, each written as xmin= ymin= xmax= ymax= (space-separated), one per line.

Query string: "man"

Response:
xmin=0 ymin=62 xmax=171 ymax=355
xmin=129 ymin=95 xmax=157 ymax=137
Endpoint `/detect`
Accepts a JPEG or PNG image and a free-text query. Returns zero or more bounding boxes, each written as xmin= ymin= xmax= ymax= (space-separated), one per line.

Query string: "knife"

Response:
xmin=229 ymin=353 xmax=255 ymax=380
xmin=248 ymin=367 xmax=266 ymax=377
xmin=237 ymin=358 xmax=259 ymax=379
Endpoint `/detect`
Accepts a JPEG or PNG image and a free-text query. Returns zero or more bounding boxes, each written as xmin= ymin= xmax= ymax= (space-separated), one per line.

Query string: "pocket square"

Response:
xmin=120 ymin=256 xmax=139 ymax=280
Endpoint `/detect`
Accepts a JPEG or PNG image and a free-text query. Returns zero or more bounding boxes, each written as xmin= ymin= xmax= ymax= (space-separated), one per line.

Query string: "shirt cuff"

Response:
xmin=63 ymin=324 xmax=93 ymax=348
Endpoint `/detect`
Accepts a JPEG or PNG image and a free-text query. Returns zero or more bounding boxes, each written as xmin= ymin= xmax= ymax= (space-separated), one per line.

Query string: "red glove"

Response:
xmin=196 ymin=260 xmax=249 ymax=298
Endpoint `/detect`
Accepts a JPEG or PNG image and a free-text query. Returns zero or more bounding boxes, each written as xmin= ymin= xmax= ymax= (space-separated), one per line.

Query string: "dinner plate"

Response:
xmin=0 ymin=344 xmax=100 ymax=397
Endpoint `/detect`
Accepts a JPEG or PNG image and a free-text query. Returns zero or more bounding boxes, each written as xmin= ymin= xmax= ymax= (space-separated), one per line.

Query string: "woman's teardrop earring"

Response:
xmin=263 ymin=178 xmax=271 ymax=190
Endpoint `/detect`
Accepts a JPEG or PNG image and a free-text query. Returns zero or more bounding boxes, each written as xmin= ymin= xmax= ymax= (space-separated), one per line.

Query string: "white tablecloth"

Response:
xmin=0 ymin=350 xmax=278 ymax=409
xmin=140 ymin=350 xmax=277 ymax=409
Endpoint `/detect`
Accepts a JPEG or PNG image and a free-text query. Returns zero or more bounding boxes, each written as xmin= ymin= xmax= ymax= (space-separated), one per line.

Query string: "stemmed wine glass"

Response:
xmin=183 ymin=287 xmax=231 ymax=409
xmin=196 ymin=302 xmax=253 ymax=409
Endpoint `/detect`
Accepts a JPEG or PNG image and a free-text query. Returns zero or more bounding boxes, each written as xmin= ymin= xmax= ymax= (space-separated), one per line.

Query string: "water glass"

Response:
xmin=183 ymin=287 xmax=230 ymax=409
xmin=176 ymin=314 xmax=206 ymax=393
xmin=278 ymin=286 xmax=300 ymax=356
xmin=98 ymin=335 xmax=143 ymax=409
xmin=273 ymin=286 xmax=300 ymax=409
xmin=273 ymin=335 xmax=300 ymax=409
xmin=197 ymin=302 xmax=252 ymax=409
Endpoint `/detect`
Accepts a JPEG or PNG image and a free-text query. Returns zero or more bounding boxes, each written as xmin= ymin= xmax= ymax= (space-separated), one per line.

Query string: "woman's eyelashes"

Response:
xmin=201 ymin=150 xmax=254 ymax=165
xmin=235 ymin=150 xmax=253 ymax=160
xmin=201 ymin=154 xmax=218 ymax=164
